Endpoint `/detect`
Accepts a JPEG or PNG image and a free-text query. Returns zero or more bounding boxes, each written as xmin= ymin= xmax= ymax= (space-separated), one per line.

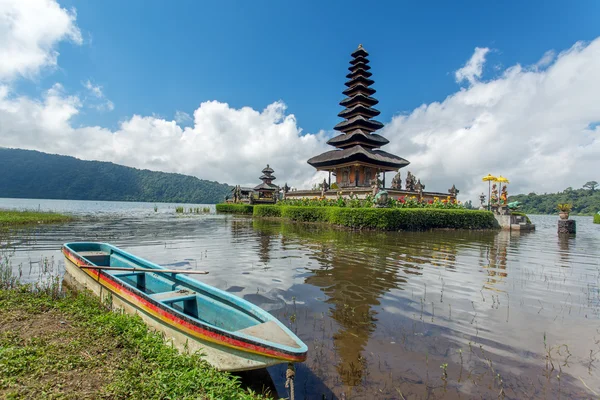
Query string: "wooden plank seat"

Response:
xmin=237 ymin=321 xmax=301 ymax=348
xmin=151 ymin=289 xmax=195 ymax=301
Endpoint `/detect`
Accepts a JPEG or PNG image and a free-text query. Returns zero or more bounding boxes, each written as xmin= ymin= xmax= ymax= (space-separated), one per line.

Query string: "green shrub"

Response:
xmin=594 ymin=213 xmax=600 ymax=224
xmin=215 ymin=203 xmax=254 ymax=214
xmin=253 ymin=205 xmax=498 ymax=231
xmin=253 ymin=205 xmax=282 ymax=217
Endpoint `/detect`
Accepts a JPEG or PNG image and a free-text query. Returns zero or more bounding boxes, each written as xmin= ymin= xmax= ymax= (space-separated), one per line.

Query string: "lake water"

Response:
xmin=2 ymin=198 xmax=600 ymax=399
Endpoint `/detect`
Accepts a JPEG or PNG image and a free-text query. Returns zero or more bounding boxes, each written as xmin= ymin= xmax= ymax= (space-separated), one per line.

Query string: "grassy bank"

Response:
xmin=0 ymin=209 xmax=73 ymax=228
xmin=253 ymin=205 xmax=498 ymax=230
xmin=594 ymin=213 xmax=600 ymax=224
xmin=215 ymin=204 xmax=254 ymax=214
xmin=0 ymin=287 xmax=264 ymax=399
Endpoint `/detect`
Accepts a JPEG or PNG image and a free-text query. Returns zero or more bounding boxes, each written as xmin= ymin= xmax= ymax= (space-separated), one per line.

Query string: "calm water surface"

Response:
xmin=2 ymin=198 xmax=600 ymax=399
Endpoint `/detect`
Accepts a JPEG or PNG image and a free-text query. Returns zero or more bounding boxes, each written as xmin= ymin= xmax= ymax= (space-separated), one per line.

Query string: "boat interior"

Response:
xmin=67 ymin=243 xmax=302 ymax=349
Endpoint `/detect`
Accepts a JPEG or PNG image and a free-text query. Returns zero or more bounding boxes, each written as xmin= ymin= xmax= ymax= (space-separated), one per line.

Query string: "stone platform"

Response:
xmin=285 ymin=187 xmax=454 ymax=202
xmin=558 ymin=219 xmax=576 ymax=234
xmin=494 ymin=214 xmax=536 ymax=232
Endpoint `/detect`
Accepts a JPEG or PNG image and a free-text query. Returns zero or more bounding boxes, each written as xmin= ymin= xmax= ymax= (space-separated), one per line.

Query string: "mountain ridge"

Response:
xmin=0 ymin=148 xmax=232 ymax=204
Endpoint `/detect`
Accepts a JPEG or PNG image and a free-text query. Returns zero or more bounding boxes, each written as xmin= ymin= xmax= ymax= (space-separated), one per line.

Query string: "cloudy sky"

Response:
xmin=1 ymin=0 xmax=599 ymax=202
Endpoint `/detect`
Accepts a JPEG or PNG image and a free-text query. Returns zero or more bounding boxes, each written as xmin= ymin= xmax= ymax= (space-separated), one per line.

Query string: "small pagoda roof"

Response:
xmin=334 ymin=115 xmax=384 ymax=132
xmin=307 ymin=145 xmax=410 ymax=170
xmin=346 ymin=69 xmax=373 ymax=79
xmin=342 ymin=84 xmax=376 ymax=97
xmin=340 ymin=94 xmax=379 ymax=108
xmin=344 ymin=75 xmax=375 ymax=87
xmin=327 ymin=130 xmax=389 ymax=148
xmin=350 ymin=56 xmax=368 ymax=65
xmin=259 ymin=174 xmax=276 ymax=180
xmin=254 ymin=182 xmax=278 ymax=191
xmin=261 ymin=165 xmax=274 ymax=174
xmin=338 ymin=104 xmax=380 ymax=119
xmin=348 ymin=63 xmax=371 ymax=73
xmin=351 ymin=45 xmax=369 ymax=58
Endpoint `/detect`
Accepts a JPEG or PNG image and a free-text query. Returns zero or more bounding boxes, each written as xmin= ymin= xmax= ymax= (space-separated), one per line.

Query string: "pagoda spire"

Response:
xmin=334 ymin=44 xmax=383 ymax=133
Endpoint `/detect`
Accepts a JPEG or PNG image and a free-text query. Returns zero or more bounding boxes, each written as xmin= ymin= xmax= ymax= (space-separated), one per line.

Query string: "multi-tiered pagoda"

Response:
xmin=307 ymin=44 xmax=409 ymax=188
xmin=254 ymin=164 xmax=278 ymax=201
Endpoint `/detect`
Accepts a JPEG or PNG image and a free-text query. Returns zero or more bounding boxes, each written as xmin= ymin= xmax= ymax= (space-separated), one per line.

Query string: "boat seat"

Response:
xmin=78 ymin=251 xmax=110 ymax=257
xmin=151 ymin=289 xmax=195 ymax=301
xmin=237 ymin=321 xmax=301 ymax=348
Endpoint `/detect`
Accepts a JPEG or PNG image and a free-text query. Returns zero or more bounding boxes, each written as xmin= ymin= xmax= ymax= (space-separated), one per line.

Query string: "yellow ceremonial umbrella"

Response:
xmin=482 ymin=174 xmax=497 ymax=210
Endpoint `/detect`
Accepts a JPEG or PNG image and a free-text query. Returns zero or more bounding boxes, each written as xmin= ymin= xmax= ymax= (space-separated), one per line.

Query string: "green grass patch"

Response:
xmin=0 ymin=288 xmax=265 ymax=399
xmin=0 ymin=210 xmax=73 ymax=228
xmin=253 ymin=205 xmax=498 ymax=231
xmin=216 ymin=204 xmax=254 ymax=214
xmin=594 ymin=213 xmax=600 ymax=224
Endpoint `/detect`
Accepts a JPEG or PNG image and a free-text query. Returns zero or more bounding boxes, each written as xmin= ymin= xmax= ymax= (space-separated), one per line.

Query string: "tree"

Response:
xmin=583 ymin=181 xmax=599 ymax=192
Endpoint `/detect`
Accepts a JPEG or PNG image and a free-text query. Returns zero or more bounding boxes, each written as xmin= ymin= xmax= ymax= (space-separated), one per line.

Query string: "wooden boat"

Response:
xmin=62 ymin=242 xmax=307 ymax=371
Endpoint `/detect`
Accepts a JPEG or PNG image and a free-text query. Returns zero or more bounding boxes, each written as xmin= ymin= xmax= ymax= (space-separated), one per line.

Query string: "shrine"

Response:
xmin=253 ymin=165 xmax=278 ymax=204
xmin=286 ymin=44 xmax=456 ymax=202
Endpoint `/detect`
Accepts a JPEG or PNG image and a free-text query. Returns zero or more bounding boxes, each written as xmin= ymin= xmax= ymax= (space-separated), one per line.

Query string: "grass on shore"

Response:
xmin=0 ymin=209 xmax=73 ymax=228
xmin=0 ymin=287 xmax=265 ymax=399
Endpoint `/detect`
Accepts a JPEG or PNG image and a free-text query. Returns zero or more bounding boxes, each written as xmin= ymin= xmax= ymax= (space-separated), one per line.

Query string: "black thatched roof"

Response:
xmin=339 ymin=94 xmax=379 ymax=108
xmin=344 ymin=75 xmax=375 ymax=87
xmin=338 ymin=104 xmax=380 ymax=119
xmin=342 ymin=84 xmax=376 ymax=97
xmin=254 ymin=182 xmax=278 ymax=191
xmin=307 ymin=146 xmax=410 ymax=170
xmin=327 ymin=130 xmax=389 ymax=148
xmin=351 ymin=44 xmax=369 ymax=58
xmin=259 ymin=174 xmax=276 ymax=181
xmin=348 ymin=63 xmax=371 ymax=73
xmin=346 ymin=69 xmax=372 ymax=79
xmin=350 ymin=55 xmax=368 ymax=65
xmin=334 ymin=115 xmax=384 ymax=133
xmin=261 ymin=164 xmax=274 ymax=174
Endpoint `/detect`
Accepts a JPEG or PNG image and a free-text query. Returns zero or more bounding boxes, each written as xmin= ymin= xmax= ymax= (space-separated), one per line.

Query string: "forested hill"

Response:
xmin=0 ymin=148 xmax=232 ymax=204
xmin=508 ymin=183 xmax=600 ymax=215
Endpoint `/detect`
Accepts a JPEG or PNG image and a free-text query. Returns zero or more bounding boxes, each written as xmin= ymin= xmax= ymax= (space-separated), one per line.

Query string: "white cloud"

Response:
xmin=383 ymin=39 xmax=600 ymax=202
xmin=455 ymin=47 xmax=490 ymax=85
xmin=535 ymin=50 xmax=556 ymax=69
xmin=82 ymin=79 xmax=114 ymax=111
xmin=174 ymin=110 xmax=192 ymax=124
xmin=0 ymin=0 xmax=82 ymax=82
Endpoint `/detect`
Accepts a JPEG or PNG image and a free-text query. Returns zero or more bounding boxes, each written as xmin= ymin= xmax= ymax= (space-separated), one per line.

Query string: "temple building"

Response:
xmin=307 ymin=44 xmax=409 ymax=188
xmin=253 ymin=164 xmax=278 ymax=203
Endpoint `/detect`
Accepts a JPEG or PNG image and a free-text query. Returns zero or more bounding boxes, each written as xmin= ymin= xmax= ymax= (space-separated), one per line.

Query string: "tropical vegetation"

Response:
xmin=508 ymin=183 xmax=600 ymax=215
xmin=594 ymin=212 xmax=600 ymax=224
xmin=278 ymin=193 xmax=464 ymax=209
xmin=253 ymin=205 xmax=497 ymax=231
xmin=0 ymin=148 xmax=231 ymax=204
xmin=215 ymin=204 xmax=254 ymax=214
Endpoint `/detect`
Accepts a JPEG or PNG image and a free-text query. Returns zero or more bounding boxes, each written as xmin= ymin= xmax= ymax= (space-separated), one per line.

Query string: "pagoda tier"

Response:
xmin=307 ymin=146 xmax=409 ymax=170
xmin=327 ymin=130 xmax=389 ymax=149
xmin=307 ymin=44 xmax=409 ymax=186
xmin=254 ymin=164 xmax=277 ymax=193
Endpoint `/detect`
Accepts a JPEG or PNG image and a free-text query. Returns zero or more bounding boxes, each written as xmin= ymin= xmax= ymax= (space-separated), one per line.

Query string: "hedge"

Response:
xmin=594 ymin=213 xmax=600 ymax=224
xmin=215 ymin=203 xmax=254 ymax=214
xmin=252 ymin=205 xmax=498 ymax=231
xmin=253 ymin=205 xmax=282 ymax=217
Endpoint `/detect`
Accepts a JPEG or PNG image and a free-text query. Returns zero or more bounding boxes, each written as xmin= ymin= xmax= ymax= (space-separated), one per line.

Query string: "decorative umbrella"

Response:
xmin=482 ymin=174 xmax=497 ymax=210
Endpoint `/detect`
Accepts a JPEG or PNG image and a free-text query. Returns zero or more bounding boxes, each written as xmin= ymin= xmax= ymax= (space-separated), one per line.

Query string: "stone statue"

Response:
xmin=282 ymin=182 xmax=290 ymax=200
xmin=448 ymin=184 xmax=459 ymax=197
xmin=233 ymin=185 xmax=241 ymax=203
xmin=479 ymin=193 xmax=486 ymax=210
xmin=500 ymin=185 xmax=508 ymax=205
xmin=321 ymin=178 xmax=329 ymax=197
xmin=490 ymin=183 xmax=499 ymax=205
xmin=507 ymin=201 xmax=521 ymax=210
xmin=371 ymin=177 xmax=380 ymax=196
xmin=373 ymin=190 xmax=389 ymax=207
xmin=405 ymin=171 xmax=416 ymax=192
xmin=390 ymin=171 xmax=402 ymax=189
xmin=415 ymin=179 xmax=424 ymax=201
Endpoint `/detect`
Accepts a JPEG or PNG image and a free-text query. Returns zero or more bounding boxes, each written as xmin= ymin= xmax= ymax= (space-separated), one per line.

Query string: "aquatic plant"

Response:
xmin=594 ymin=212 xmax=600 ymax=224
xmin=0 ymin=210 xmax=72 ymax=228
xmin=175 ymin=206 xmax=184 ymax=213
xmin=557 ymin=203 xmax=572 ymax=212
xmin=154 ymin=204 xmax=158 ymax=212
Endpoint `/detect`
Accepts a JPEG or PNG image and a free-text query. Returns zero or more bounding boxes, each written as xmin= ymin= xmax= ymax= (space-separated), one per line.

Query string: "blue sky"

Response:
xmin=22 ymin=0 xmax=600 ymax=133
xmin=2 ymin=0 xmax=600 ymax=199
